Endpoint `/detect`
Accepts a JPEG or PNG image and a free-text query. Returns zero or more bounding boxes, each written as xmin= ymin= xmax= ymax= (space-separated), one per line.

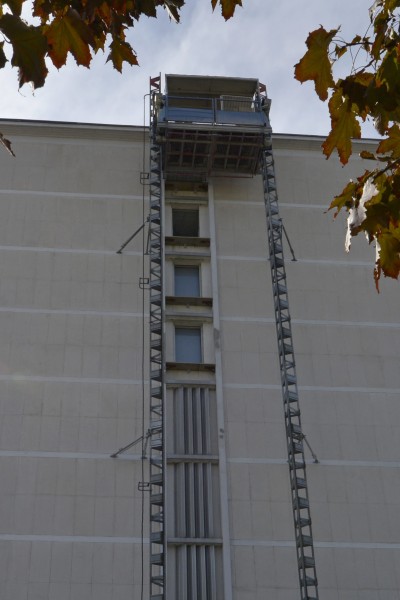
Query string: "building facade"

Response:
xmin=0 ymin=75 xmax=399 ymax=600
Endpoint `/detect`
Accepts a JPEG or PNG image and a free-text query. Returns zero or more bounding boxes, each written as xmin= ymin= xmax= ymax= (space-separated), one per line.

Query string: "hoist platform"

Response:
xmin=155 ymin=74 xmax=269 ymax=178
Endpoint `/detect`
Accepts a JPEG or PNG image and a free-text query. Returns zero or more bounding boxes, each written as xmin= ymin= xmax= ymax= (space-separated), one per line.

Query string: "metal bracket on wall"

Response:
xmin=139 ymin=277 xmax=150 ymax=289
xmin=116 ymin=216 xmax=150 ymax=254
xmin=110 ymin=429 xmax=151 ymax=459
xmin=140 ymin=171 xmax=150 ymax=185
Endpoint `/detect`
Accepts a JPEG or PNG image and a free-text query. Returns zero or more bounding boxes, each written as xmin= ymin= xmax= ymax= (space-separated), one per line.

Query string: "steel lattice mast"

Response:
xmin=261 ymin=101 xmax=319 ymax=600
xmin=148 ymin=75 xmax=166 ymax=600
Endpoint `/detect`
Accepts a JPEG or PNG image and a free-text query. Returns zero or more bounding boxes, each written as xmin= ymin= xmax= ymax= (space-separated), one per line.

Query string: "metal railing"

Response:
xmin=159 ymin=94 xmax=266 ymax=128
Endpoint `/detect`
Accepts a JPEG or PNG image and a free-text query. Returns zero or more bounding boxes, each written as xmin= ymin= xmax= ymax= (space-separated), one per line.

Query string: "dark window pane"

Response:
xmin=175 ymin=327 xmax=202 ymax=363
xmin=172 ymin=209 xmax=199 ymax=237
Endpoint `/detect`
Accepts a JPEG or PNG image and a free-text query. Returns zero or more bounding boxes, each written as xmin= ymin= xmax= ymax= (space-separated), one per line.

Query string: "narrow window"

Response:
xmin=175 ymin=327 xmax=202 ymax=363
xmin=175 ymin=265 xmax=200 ymax=297
xmin=172 ymin=208 xmax=199 ymax=237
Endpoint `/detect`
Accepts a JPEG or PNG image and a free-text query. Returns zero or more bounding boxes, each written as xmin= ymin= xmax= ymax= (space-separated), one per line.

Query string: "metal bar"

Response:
xmin=116 ymin=217 xmax=149 ymax=254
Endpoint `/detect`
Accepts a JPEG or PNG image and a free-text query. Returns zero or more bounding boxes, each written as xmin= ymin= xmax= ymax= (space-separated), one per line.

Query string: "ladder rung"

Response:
xmin=299 ymin=555 xmax=315 ymax=569
xmin=294 ymin=496 xmax=310 ymax=510
xmin=151 ymin=553 xmax=164 ymax=565
xmin=150 ymin=493 xmax=163 ymax=505
xmin=150 ymin=531 xmax=163 ymax=543
xmin=150 ymin=575 xmax=164 ymax=587
xmin=297 ymin=534 xmax=313 ymax=547
xmin=151 ymin=473 xmax=163 ymax=485
xmin=291 ymin=424 xmax=303 ymax=438
xmin=292 ymin=476 xmax=306 ymax=489
xmin=298 ymin=516 xmax=311 ymax=528
xmin=150 ymin=511 xmax=163 ymax=523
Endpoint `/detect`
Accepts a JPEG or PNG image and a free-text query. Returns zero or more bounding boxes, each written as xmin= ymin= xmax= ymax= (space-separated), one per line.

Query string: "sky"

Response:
xmin=0 ymin=0 xmax=377 ymax=137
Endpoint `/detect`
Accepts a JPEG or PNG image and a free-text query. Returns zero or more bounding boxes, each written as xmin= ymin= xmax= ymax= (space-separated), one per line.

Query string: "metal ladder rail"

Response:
xmin=149 ymin=77 xmax=165 ymax=600
xmin=262 ymin=138 xmax=319 ymax=600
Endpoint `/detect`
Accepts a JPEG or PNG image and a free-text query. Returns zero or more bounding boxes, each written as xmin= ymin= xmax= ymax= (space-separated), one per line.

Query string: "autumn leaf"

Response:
xmin=163 ymin=0 xmax=185 ymax=22
xmin=44 ymin=9 xmax=95 ymax=68
xmin=377 ymin=124 xmax=400 ymax=158
xmin=0 ymin=13 xmax=48 ymax=88
xmin=0 ymin=133 xmax=15 ymax=157
xmin=376 ymin=48 xmax=400 ymax=91
xmin=107 ymin=37 xmax=138 ymax=72
xmin=322 ymin=89 xmax=361 ymax=164
xmin=376 ymin=229 xmax=400 ymax=281
xmin=329 ymin=178 xmax=359 ymax=216
xmin=0 ymin=41 xmax=7 ymax=69
xmin=211 ymin=0 xmax=242 ymax=20
xmin=360 ymin=150 xmax=377 ymax=160
xmin=294 ymin=26 xmax=338 ymax=101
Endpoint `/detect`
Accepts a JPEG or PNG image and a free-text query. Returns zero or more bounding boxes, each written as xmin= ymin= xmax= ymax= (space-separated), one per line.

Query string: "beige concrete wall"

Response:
xmin=1 ymin=120 xmax=399 ymax=600
xmin=213 ymin=136 xmax=400 ymax=599
xmin=0 ymin=122 xmax=149 ymax=600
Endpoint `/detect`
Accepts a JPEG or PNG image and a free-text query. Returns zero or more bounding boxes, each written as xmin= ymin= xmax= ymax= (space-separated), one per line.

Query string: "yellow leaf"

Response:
xmin=106 ymin=37 xmax=138 ymax=72
xmin=322 ymin=89 xmax=361 ymax=164
xmin=44 ymin=9 xmax=94 ymax=68
xmin=294 ymin=26 xmax=338 ymax=101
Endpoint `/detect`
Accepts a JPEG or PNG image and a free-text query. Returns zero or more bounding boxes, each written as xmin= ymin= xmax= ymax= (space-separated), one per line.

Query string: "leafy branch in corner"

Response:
xmin=295 ymin=0 xmax=400 ymax=289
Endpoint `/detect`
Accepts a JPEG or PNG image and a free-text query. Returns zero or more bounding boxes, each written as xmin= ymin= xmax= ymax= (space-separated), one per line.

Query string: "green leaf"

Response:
xmin=376 ymin=48 xmax=400 ymax=91
xmin=0 ymin=13 xmax=48 ymax=88
xmin=322 ymin=89 xmax=361 ymax=164
xmin=294 ymin=26 xmax=338 ymax=101
xmin=377 ymin=124 xmax=400 ymax=158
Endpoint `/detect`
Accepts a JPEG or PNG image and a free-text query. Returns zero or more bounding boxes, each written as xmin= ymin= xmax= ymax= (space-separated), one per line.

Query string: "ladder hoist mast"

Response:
xmin=262 ymin=122 xmax=319 ymax=600
xmin=149 ymin=75 xmax=166 ymax=600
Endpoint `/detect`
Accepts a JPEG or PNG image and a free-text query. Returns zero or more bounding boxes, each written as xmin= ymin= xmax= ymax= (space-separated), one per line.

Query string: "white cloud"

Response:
xmin=0 ymin=0 xmax=378 ymax=138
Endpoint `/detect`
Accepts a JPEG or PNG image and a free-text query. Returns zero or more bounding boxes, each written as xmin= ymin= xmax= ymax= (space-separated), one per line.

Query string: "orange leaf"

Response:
xmin=322 ymin=89 xmax=361 ymax=164
xmin=211 ymin=0 xmax=242 ymax=20
xmin=294 ymin=26 xmax=338 ymax=101
xmin=45 ymin=9 xmax=94 ymax=69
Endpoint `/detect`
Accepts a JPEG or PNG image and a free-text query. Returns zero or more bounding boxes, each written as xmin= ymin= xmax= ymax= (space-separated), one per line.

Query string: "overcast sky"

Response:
xmin=0 ymin=0 xmax=376 ymax=137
